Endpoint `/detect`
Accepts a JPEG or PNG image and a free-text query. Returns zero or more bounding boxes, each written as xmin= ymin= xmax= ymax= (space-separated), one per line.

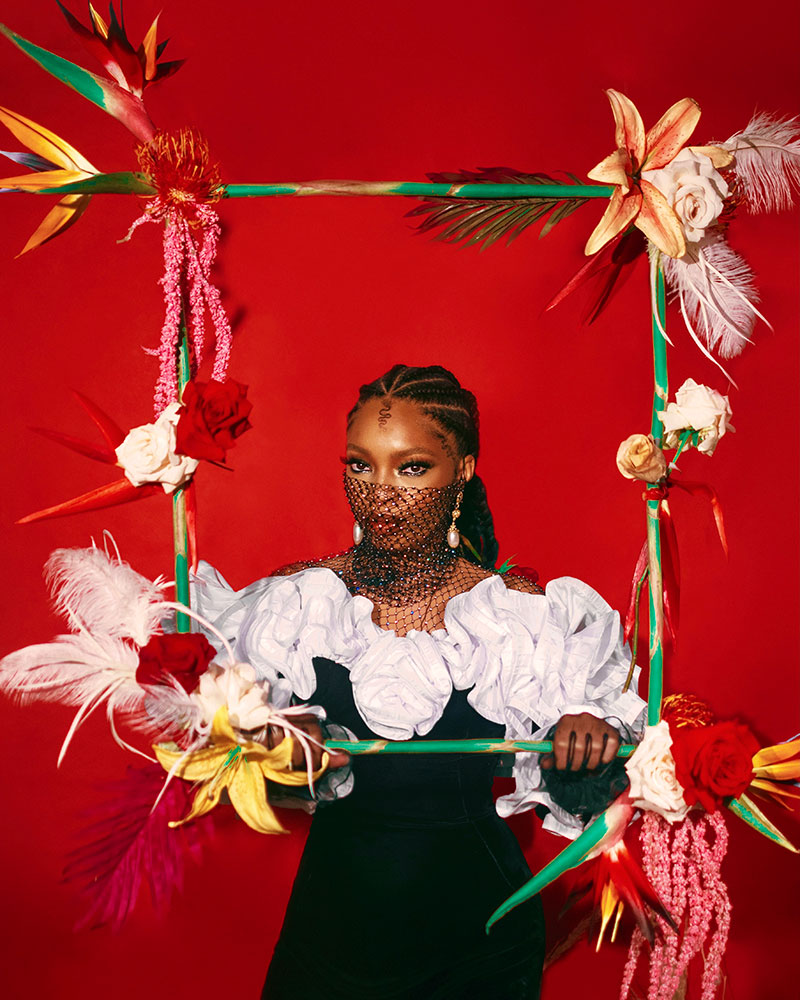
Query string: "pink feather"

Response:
xmin=64 ymin=763 xmax=212 ymax=931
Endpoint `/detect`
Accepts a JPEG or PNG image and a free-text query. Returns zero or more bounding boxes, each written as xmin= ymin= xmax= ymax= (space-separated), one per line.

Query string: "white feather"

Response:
xmin=0 ymin=632 xmax=139 ymax=707
xmin=718 ymin=113 xmax=800 ymax=213
xmin=0 ymin=629 xmax=200 ymax=761
xmin=45 ymin=544 xmax=168 ymax=647
xmin=662 ymin=236 xmax=768 ymax=361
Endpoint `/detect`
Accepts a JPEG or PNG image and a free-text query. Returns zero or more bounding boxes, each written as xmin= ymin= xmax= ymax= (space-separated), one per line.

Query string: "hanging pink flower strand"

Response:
xmin=123 ymin=128 xmax=232 ymax=415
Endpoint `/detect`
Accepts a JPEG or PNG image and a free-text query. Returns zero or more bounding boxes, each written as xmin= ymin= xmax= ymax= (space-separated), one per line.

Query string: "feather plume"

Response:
xmin=406 ymin=168 xmax=591 ymax=249
xmin=64 ymin=763 xmax=210 ymax=931
xmin=0 ymin=628 xmax=200 ymax=761
xmin=45 ymin=542 xmax=168 ymax=646
xmin=719 ymin=113 xmax=800 ymax=213
xmin=661 ymin=237 xmax=769 ymax=362
xmin=0 ymin=631 xmax=139 ymax=708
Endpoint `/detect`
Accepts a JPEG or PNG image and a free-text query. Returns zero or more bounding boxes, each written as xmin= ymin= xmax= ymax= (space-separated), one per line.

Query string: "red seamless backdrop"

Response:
xmin=0 ymin=1 xmax=798 ymax=998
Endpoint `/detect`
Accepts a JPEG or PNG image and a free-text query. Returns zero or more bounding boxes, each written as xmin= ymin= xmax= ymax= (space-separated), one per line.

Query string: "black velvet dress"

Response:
xmin=262 ymin=656 xmax=545 ymax=1000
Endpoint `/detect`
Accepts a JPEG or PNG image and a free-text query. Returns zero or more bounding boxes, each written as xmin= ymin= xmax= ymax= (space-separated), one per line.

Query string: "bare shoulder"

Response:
xmin=502 ymin=572 xmax=545 ymax=595
xmin=270 ymin=560 xmax=314 ymax=577
xmin=453 ymin=558 xmax=496 ymax=589
xmin=271 ymin=553 xmax=349 ymax=577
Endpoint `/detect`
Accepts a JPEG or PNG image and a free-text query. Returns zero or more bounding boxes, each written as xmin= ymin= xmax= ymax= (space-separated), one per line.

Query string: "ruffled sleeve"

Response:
xmin=444 ymin=575 xmax=646 ymax=838
xmin=191 ymin=561 xmax=371 ymax=709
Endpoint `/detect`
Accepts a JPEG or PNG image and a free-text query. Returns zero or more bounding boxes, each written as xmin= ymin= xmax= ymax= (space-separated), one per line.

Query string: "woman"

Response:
xmin=192 ymin=364 xmax=645 ymax=999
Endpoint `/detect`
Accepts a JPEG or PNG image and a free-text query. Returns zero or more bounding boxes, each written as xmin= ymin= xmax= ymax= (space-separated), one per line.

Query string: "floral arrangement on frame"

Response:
xmin=0 ymin=5 xmax=798 ymax=999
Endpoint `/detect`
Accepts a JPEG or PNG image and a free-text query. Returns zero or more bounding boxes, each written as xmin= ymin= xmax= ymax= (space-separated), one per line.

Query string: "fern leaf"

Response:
xmin=407 ymin=167 xmax=590 ymax=248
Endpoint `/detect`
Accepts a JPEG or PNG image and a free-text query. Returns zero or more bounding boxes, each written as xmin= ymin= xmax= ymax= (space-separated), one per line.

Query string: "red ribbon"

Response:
xmin=624 ymin=478 xmax=728 ymax=652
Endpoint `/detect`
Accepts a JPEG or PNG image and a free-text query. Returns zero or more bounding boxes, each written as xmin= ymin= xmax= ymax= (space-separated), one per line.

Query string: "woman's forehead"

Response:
xmin=347 ymin=398 xmax=450 ymax=452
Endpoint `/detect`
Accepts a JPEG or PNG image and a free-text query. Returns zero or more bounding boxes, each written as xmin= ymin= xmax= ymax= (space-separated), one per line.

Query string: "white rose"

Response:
xmin=643 ymin=149 xmax=729 ymax=245
xmin=115 ymin=403 xmax=199 ymax=493
xmin=191 ymin=661 xmax=274 ymax=731
xmin=625 ymin=720 xmax=690 ymax=823
xmin=658 ymin=378 xmax=734 ymax=456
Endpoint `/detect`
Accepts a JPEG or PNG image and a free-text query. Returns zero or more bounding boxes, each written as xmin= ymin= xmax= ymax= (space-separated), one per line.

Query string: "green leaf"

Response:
xmin=0 ymin=23 xmax=155 ymax=141
xmin=37 ymin=171 xmax=156 ymax=195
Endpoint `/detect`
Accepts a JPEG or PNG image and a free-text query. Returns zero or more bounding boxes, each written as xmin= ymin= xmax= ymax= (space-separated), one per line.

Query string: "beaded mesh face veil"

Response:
xmin=344 ymin=473 xmax=459 ymax=594
xmin=272 ymin=473 xmax=539 ymax=636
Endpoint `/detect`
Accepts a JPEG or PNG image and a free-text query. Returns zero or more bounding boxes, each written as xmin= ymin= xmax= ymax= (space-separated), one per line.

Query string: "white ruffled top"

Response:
xmin=191 ymin=563 xmax=645 ymax=838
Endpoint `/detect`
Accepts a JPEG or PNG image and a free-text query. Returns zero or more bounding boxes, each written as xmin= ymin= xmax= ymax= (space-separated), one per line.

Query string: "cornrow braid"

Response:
xmin=350 ymin=364 xmax=499 ymax=567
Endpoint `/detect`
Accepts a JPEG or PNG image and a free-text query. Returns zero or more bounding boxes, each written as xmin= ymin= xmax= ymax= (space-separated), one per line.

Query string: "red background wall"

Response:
xmin=0 ymin=1 xmax=797 ymax=997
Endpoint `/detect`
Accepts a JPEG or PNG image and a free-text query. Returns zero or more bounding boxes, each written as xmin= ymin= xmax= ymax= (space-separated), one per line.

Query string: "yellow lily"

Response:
xmin=0 ymin=105 xmax=99 ymax=254
xmin=154 ymin=706 xmax=328 ymax=835
xmin=585 ymin=90 xmax=732 ymax=259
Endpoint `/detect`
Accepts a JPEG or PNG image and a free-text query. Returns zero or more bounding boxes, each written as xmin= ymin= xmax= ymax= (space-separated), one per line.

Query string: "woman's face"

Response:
xmin=344 ymin=397 xmax=475 ymax=552
xmin=344 ymin=397 xmax=474 ymax=487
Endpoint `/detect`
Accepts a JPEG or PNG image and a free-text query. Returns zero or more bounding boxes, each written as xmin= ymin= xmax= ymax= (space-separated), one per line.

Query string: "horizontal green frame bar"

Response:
xmin=325 ymin=738 xmax=636 ymax=756
xmin=223 ymin=182 xmax=613 ymax=199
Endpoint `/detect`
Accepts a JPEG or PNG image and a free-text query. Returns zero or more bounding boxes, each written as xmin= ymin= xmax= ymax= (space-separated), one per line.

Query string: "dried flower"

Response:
xmin=616 ymin=433 xmax=667 ymax=482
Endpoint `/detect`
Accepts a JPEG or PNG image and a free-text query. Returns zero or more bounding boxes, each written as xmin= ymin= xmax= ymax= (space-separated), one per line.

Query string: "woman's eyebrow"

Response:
xmin=345 ymin=445 xmax=438 ymax=458
xmin=394 ymin=448 xmax=437 ymax=458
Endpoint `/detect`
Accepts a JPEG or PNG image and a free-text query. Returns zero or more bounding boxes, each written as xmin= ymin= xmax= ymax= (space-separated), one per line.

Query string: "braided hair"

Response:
xmin=349 ymin=364 xmax=499 ymax=567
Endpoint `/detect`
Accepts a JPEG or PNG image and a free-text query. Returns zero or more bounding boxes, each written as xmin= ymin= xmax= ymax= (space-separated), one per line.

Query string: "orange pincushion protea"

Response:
xmin=136 ymin=128 xmax=223 ymax=216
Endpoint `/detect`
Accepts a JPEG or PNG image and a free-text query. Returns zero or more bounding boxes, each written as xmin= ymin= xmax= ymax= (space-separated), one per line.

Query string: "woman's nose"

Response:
xmin=368 ymin=467 xmax=396 ymax=488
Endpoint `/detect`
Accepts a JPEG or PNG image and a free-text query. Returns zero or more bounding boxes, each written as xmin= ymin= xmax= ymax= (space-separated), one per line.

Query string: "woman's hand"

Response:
xmin=540 ymin=713 xmax=620 ymax=772
xmin=266 ymin=714 xmax=351 ymax=772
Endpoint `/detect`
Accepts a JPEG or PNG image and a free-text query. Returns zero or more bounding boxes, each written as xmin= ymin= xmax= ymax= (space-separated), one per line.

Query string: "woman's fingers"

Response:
xmin=268 ymin=715 xmax=350 ymax=771
xmin=601 ymin=727 xmax=621 ymax=765
xmin=551 ymin=713 xmax=621 ymax=771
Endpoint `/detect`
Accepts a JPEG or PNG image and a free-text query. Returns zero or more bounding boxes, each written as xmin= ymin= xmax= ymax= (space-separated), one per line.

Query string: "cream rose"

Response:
xmin=643 ymin=149 xmax=729 ymax=245
xmin=625 ymin=720 xmax=690 ymax=823
xmin=115 ymin=402 xmax=199 ymax=493
xmin=658 ymin=378 xmax=734 ymax=456
xmin=616 ymin=433 xmax=667 ymax=483
xmin=191 ymin=661 xmax=274 ymax=731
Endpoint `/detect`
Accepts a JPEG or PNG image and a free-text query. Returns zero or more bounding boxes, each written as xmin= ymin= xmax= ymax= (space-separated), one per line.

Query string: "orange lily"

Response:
xmin=0 ymin=105 xmax=98 ymax=254
xmin=585 ymin=90 xmax=732 ymax=259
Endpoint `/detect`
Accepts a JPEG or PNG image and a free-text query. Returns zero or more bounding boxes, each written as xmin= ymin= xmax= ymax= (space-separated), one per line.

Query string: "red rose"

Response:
xmin=175 ymin=379 xmax=253 ymax=462
xmin=136 ymin=633 xmax=217 ymax=693
xmin=670 ymin=720 xmax=759 ymax=812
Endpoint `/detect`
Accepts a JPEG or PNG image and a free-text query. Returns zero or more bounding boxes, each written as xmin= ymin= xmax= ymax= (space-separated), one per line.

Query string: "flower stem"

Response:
xmin=172 ymin=310 xmax=191 ymax=634
xmin=667 ymin=429 xmax=693 ymax=471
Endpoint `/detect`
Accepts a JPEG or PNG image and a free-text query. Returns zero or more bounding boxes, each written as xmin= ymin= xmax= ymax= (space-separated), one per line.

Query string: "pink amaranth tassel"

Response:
xmin=124 ymin=129 xmax=232 ymax=414
xmin=620 ymin=811 xmax=731 ymax=1000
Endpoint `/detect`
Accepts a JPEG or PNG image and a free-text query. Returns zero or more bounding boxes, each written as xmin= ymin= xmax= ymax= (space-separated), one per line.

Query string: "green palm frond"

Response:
xmin=406 ymin=167 xmax=591 ymax=249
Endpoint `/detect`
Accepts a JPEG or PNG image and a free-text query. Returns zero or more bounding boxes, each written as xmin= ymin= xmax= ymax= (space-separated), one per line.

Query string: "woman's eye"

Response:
xmin=399 ymin=463 xmax=431 ymax=477
xmin=346 ymin=459 xmax=371 ymax=474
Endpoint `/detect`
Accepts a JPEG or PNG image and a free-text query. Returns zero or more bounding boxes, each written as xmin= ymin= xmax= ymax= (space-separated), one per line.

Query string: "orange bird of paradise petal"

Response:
xmin=749 ymin=738 xmax=800 ymax=809
xmin=585 ymin=90 xmax=732 ymax=260
xmin=17 ymin=392 xmax=155 ymax=524
xmin=0 ymin=105 xmax=99 ymax=254
xmin=590 ymin=841 xmax=676 ymax=950
xmin=56 ymin=1 xmax=184 ymax=98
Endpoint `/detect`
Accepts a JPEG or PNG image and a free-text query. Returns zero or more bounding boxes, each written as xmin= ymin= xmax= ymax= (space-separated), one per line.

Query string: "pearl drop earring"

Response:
xmin=447 ymin=485 xmax=464 ymax=549
xmin=353 ymin=522 xmax=364 ymax=545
